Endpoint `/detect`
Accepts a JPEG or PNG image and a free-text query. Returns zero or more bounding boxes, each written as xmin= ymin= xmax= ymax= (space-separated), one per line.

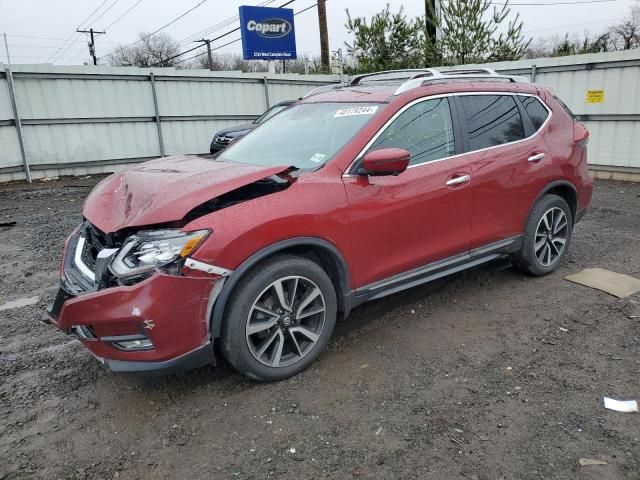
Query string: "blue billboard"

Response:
xmin=239 ymin=5 xmax=297 ymax=60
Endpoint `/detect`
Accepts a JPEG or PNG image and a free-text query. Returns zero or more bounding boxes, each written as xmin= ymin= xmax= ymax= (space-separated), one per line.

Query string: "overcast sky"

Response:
xmin=1 ymin=0 xmax=637 ymax=65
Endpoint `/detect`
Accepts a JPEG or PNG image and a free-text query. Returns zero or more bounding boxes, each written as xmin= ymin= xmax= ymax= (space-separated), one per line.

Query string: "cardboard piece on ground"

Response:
xmin=565 ymin=268 xmax=640 ymax=299
xmin=603 ymin=397 xmax=639 ymax=413
xmin=0 ymin=296 xmax=39 ymax=312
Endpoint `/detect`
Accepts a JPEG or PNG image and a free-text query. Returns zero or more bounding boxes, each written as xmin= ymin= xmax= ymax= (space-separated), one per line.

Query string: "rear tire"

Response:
xmin=220 ymin=255 xmax=337 ymax=382
xmin=513 ymin=194 xmax=573 ymax=276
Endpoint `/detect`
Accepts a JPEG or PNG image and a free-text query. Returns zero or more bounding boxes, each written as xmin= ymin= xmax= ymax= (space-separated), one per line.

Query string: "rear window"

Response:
xmin=458 ymin=95 xmax=525 ymax=151
xmin=519 ymin=95 xmax=550 ymax=130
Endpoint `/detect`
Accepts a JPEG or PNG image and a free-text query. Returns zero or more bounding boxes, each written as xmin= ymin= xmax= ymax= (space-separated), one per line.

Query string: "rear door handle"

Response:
xmin=446 ymin=174 xmax=471 ymax=186
xmin=528 ymin=152 xmax=545 ymax=162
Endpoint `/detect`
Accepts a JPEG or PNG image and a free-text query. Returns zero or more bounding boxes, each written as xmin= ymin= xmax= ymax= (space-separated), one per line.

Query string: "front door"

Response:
xmin=343 ymin=97 xmax=473 ymax=288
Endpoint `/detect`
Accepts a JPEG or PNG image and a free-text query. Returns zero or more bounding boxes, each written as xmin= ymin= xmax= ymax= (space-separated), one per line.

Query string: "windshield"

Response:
xmin=220 ymin=102 xmax=383 ymax=169
xmin=254 ymin=104 xmax=288 ymax=124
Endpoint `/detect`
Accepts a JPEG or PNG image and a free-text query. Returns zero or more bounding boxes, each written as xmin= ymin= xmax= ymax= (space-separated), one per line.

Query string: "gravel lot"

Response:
xmin=1 ymin=176 xmax=639 ymax=480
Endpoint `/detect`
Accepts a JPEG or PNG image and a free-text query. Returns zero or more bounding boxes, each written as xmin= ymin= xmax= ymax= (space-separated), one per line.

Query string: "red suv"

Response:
xmin=45 ymin=68 xmax=593 ymax=381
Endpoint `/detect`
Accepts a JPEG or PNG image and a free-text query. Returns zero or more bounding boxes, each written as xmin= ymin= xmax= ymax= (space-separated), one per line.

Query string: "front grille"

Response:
xmin=80 ymin=237 xmax=96 ymax=270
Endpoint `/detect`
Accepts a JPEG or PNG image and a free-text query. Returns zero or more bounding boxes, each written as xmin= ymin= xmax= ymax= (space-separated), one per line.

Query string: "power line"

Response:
xmin=4 ymin=33 xmax=118 ymax=44
xmin=88 ymin=0 xmax=122 ymax=26
xmin=8 ymin=43 xmax=94 ymax=51
xmin=491 ymin=0 xmax=615 ymax=4
xmin=77 ymin=0 xmax=111 ymax=27
xmin=523 ymin=17 xmax=621 ymax=33
xmin=104 ymin=0 xmax=146 ymax=30
xmin=176 ymin=0 xmax=276 ymax=47
xmin=101 ymin=0 xmax=211 ymax=59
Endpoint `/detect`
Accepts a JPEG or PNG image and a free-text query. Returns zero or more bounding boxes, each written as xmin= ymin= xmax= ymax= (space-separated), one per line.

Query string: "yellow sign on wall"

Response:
xmin=586 ymin=89 xmax=605 ymax=104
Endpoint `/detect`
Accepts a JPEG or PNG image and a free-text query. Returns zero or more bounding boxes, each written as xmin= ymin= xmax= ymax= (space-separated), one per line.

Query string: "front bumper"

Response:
xmin=104 ymin=341 xmax=214 ymax=375
xmin=46 ymin=228 xmax=223 ymax=374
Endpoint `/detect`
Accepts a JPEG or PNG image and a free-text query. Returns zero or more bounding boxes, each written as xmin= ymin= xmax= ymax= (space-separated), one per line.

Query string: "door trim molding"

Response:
xmin=352 ymin=235 xmax=522 ymax=303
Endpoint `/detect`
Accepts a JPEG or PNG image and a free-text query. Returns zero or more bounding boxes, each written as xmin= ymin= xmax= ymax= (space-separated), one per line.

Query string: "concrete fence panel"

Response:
xmin=0 ymin=65 xmax=338 ymax=182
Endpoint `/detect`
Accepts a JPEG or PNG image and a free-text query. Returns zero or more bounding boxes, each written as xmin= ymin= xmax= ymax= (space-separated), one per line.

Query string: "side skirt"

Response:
xmin=348 ymin=236 xmax=522 ymax=309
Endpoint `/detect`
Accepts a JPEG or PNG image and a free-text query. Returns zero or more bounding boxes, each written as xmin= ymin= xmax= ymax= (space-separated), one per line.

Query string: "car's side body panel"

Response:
xmin=186 ymin=163 xmax=356 ymax=283
xmin=342 ymin=156 xmax=473 ymax=287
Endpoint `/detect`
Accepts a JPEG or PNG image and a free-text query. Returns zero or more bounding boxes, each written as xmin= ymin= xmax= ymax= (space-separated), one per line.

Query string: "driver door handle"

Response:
xmin=528 ymin=152 xmax=546 ymax=162
xmin=446 ymin=174 xmax=471 ymax=186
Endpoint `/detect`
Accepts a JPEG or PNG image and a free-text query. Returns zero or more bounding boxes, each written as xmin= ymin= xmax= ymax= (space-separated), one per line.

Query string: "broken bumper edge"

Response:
xmin=104 ymin=340 xmax=215 ymax=375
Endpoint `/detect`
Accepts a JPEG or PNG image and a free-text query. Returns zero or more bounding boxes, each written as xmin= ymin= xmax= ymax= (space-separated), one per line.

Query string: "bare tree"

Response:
xmin=611 ymin=8 xmax=640 ymax=50
xmin=182 ymin=52 xmax=269 ymax=72
xmin=109 ymin=32 xmax=181 ymax=67
xmin=528 ymin=3 xmax=639 ymax=59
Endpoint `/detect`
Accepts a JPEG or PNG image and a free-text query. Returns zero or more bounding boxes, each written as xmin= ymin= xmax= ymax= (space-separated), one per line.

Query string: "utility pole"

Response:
xmin=317 ymin=0 xmax=329 ymax=70
xmin=425 ymin=0 xmax=437 ymax=45
xmin=194 ymin=39 xmax=213 ymax=70
xmin=3 ymin=33 xmax=11 ymax=65
xmin=77 ymin=28 xmax=105 ymax=65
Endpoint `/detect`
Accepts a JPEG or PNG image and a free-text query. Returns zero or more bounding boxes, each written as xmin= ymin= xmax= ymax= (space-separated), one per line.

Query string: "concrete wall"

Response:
xmin=2 ymin=50 xmax=640 ymax=182
xmin=0 ymin=64 xmax=339 ymax=182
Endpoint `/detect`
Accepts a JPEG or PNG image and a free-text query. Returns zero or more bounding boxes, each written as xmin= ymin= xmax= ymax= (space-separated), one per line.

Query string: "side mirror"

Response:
xmin=360 ymin=148 xmax=410 ymax=176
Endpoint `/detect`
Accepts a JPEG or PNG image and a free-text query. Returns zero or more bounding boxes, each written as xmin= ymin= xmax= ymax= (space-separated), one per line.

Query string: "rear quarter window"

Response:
xmin=519 ymin=95 xmax=550 ymax=130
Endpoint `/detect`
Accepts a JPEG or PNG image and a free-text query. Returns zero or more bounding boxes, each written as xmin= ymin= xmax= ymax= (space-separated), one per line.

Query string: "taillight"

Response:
xmin=573 ymin=122 xmax=589 ymax=148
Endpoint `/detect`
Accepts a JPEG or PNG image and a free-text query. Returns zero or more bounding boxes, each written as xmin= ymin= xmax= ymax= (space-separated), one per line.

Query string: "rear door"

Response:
xmin=343 ymin=97 xmax=473 ymax=288
xmin=455 ymin=93 xmax=552 ymax=249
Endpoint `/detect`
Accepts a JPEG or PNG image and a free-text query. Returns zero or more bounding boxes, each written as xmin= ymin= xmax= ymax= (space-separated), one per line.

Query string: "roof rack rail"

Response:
xmin=302 ymin=83 xmax=344 ymax=98
xmin=394 ymin=67 xmax=528 ymax=95
xmin=349 ymin=69 xmax=441 ymax=86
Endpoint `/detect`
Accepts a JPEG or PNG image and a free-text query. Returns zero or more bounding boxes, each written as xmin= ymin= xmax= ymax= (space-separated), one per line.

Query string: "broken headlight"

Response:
xmin=110 ymin=229 xmax=209 ymax=277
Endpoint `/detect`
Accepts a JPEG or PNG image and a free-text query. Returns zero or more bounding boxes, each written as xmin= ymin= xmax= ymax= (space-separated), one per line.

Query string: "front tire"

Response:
xmin=513 ymin=194 xmax=573 ymax=276
xmin=220 ymin=255 xmax=337 ymax=382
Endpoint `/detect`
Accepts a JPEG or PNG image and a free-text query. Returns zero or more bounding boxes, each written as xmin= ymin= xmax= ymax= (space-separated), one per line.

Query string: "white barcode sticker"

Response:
xmin=309 ymin=153 xmax=326 ymax=163
xmin=334 ymin=106 xmax=378 ymax=118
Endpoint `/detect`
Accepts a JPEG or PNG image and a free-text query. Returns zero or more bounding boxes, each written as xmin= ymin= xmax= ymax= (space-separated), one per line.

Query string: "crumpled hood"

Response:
xmin=83 ymin=155 xmax=288 ymax=233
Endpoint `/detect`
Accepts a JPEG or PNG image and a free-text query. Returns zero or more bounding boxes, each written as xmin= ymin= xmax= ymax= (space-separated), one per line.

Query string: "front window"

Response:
xmin=366 ymin=97 xmax=456 ymax=166
xmin=220 ymin=102 xmax=383 ymax=169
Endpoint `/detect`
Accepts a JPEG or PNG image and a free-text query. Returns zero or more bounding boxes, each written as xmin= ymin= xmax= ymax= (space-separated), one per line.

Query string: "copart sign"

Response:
xmin=239 ymin=6 xmax=297 ymax=60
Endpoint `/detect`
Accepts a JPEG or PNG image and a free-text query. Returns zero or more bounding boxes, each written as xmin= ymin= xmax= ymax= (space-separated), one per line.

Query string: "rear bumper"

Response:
xmin=46 ymin=272 xmax=220 ymax=373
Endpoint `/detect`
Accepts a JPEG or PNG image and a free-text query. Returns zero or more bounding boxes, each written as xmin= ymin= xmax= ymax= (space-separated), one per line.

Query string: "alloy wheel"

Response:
xmin=245 ymin=276 xmax=326 ymax=368
xmin=534 ymin=207 xmax=568 ymax=267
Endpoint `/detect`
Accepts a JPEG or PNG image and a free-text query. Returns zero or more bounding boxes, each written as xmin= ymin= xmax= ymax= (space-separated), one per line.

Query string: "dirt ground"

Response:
xmin=1 ymin=176 xmax=639 ymax=480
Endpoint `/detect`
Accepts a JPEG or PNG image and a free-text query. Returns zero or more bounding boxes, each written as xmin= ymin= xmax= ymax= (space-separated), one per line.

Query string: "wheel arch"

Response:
xmin=528 ymin=180 xmax=578 ymax=226
xmin=209 ymin=237 xmax=353 ymax=339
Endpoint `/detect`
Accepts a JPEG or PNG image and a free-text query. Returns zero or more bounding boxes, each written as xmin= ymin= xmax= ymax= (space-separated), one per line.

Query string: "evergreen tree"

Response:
xmin=427 ymin=0 xmax=530 ymax=65
xmin=344 ymin=5 xmax=424 ymax=73
xmin=344 ymin=1 xmax=530 ymax=73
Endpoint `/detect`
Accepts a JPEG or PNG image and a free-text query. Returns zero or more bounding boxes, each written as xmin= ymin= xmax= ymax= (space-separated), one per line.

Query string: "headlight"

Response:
xmin=110 ymin=229 xmax=209 ymax=277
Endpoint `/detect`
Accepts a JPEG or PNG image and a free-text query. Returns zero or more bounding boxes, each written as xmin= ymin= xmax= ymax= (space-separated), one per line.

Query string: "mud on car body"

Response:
xmin=45 ymin=68 xmax=593 ymax=381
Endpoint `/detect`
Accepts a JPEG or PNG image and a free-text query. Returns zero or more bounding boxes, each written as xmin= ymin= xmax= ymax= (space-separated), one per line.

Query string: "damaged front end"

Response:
xmin=45 ymin=221 xmax=222 ymax=373
xmin=45 ymin=170 xmax=295 ymax=374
